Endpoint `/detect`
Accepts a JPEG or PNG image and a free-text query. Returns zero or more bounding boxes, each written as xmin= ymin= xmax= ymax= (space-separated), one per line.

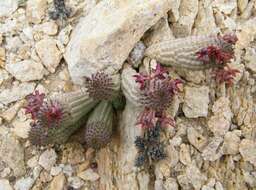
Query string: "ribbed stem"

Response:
xmin=29 ymin=89 xmax=99 ymax=145
xmin=121 ymin=67 xmax=142 ymax=106
xmin=145 ymin=35 xmax=227 ymax=70
xmin=85 ymin=101 xmax=114 ymax=149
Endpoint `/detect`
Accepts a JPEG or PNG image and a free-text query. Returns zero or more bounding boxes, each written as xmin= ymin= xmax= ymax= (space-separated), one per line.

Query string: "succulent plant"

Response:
xmin=49 ymin=0 xmax=71 ymax=21
xmin=84 ymin=72 xmax=120 ymax=101
xmin=84 ymin=101 xmax=114 ymax=149
xmin=145 ymin=34 xmax=237 ymax=70
xmin=25 ymin=90 xmax=98 ymax=145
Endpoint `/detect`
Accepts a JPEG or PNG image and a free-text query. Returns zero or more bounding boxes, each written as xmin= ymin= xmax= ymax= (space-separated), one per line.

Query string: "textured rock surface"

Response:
xmin=182 ymin=86 xmax=210 ymax=118
xmin=0 ymin=0 xmax=256 ymax=189
xmin=65 ymin=0 xmax=173 ymax=84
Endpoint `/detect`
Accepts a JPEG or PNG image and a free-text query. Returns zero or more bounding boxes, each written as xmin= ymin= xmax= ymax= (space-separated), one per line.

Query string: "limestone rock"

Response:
xmin=179 ymin=144 xmax=191 ymax=165
xmin=11 ymin=119 xmax=31 ymax=139
xmin=187 ymin=127 xmax=207 ymax=151
xmin=237 ymin=0 xmax=248 ymax=13
xmin=202 ymin=137 xmax=223 ymax=161
xmin=164 ymin=178 xmax=178 ymax=190
xmin=0 ymin=179 xmax=13 ymax=190
xmin=182 ymin=86 xmax=210 ymax=118
xmin=39 ymin=22 xmax=58 ymax=36
xmin=0 ymin=69 xmax=9 ymax=86
xmin=172 ymin=0 xmax=198 ymax=37
xmin=223 ymin=130 xmax=241 ymax=155
xmin=6 ymin=60 xmax=46 ymax=82
xmin=65 ymin=0 xmax=173 ymax=84
xmin=0 ymin=134 xmax=26 ymax=177
xmin=14 ymin=177 xmax=34 ymax=190
xmin=168 ymin=0 xmax=180 ymax=22
xmin=78 ymin=168 xmax=100 ymax=181
xmin=186 ymin=164 xmax=207 ymax=189
xmin=26 ymin=0 xmax=47 ymax=24
xmin=49 ymin=174 xmax=66 ymax=190
xmin=239 ymin=139 xmax=256 ymax=167
xmin=0 ymin=100 xmax=24 ymax=122
xmin=35 ymin=38 xmax=62 ymax=73
xmin=244 ymin=47 xmax=256 ymax=73
xmin=39 ymin=149 xmax=57 ymax=171
xmin=67 ymin=177 xmax=84 ymax=189
xmin=0 ymin=82 xmax=35 ymax=105
xmin=0 ymin=0 xmax=18 ymax=17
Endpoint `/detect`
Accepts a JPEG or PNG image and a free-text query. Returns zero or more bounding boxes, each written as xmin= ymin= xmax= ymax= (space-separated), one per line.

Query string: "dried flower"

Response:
xmin=37 ymin=101 xmax=63 ymax=128
xmin=24 ymin=90 xmax=45 ymax=120
xmin=213 ymin=67 xmax=240 ymax=86
xmin=221 ymin=33 xmax=238 ymax=45
xmin=196 ymin=45 xmax=234 ymax=65
xmin=147 ymin=143 xmax=166 ymax=161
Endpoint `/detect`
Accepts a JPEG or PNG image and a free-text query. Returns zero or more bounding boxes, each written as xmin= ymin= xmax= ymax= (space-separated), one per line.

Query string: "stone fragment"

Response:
xmin=144 ymin=17 xmax=174 ymax=46
xmin=172 ymin=0 xmax=198 ymax=37
xmin=0 ymin=179 xmax=13 ymax=190
xmin=182 ymin=86 xmax=209 ymax=118
xmin=0 ymin=48 xmax=5 ymax=68
xmin=50 ymin=166 xmax=62 ymax=176
xmin=14 ymin=177 xmax=34 ymax=190
xmin=239 ymin=139 xmax=256 ymax=167
xmin=202 ymin=137 xmax=223 ymax=161
xmin=223 ymin=130 xmax=241 ymax=155
xmin=58 ymin=25 xmax=73 ymax=45
xmin=0 ymin=100 xmax=24 ymax=122
xmin=236 ymin=19 xmax=256 ymax=49
xmin=168 ymin=0 xmax=180 ymax=22
xmin=61 ymin=143 xmax=85 ymax=165
xmin=65 ymin=0 xmax=173 ymax=84
xmin=244 ymin=47 xmax=256 ymax=73
xmin=49 ymin=174 xmax=66 ymax=190
xmin=39 ymin=22 xmax=58 ymax=35
xmin=35 ymin=38 xmax=62 ymax=73
xmin=179 ymin=144 xmax=191 ymax=165
xmin=0 ymin=69 xmax=9 ymax=86
xmin=186 ymin=164 xmax=207 ymax=189
xmin=208 ymin=97 xmax=232 ymax=137
xmin=68 ymin=177 xmax=84 ymax=189
xmin=39 ymin=149 xmax=57 ymax=171
xmin=127 ymin=41 xmax=146 ymax=68
xmin=212 ymin=1 xmax=237 ymax=14
xmin=193 ymin=1 xmax=218 ymax=35
xmin=11 ymin=119 xmax=31 ymax=139
xmin=163 ymin=178 xmax=178 ymax=190
xmin=26 ymin=0 xmax=47 ymax=24
xmin=187 ymin=127 xmax=207 ymax=152
xmin=0 ymin=83 xmax=35 ymax=105
xmin=6 ymin=60 xmax=45 ymax=82
xmin=0 ymin=0 xmax=18 ymax=17
xmin=0 ymin=134 xmax=25 ymax=177
xmin=78 ymin=168 xmax=100 ymax=181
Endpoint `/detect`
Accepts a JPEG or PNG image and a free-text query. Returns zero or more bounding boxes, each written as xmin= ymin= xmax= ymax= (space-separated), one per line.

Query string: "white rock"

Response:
xmin=50 ymin=166 xmax=62 ymax=176
xmin=39 ymin=22 xmax=58 ymax=35
xmin=202 ymin=137 xmax=223 ymax=161
xmin=182 ymin=86 xmax=209 ymax=118
xmin=127 ymin=41 xmax=146 ymax=68
xmin=11 ymin=119 xmax=31 ymax=139
xmin=14 ymin=177 xmax=34 ymax=190
xmin=62 ymin=164 xmax=73 ymax=176
xmin=26 ymin=0 xmax=47 ymax=24
xmin=65 ymin=0 xmax=173 ymax=84
xmin=78 ymin=168 xmax=100 ymax=181
xmin=179 ymin=144 xmax=191 ymax=165
xmin=164 ymin=178 xmax=178 ymax=190
xmin=6 ymin=60 xmax=45 ymax=82
xmin=0 ymin=134 xmax=26 ymax=177
xmin=223 ymin=130 xmax=241 ymax=155
xmin=0 ymin=69 xmax=10 ymax=86
xmin=0 ymin=100 xmax=24 ymax=122
xmin=49 ymin=174 xmax=66 ymax=190
xmin=208 ymin=115 xmax=230 ymax=137
xmin=0 ymin=179 xmax=13 ymax=190
xmin=172 ymin=0 xmax=198 ymax=37
xmin=39 ymin=149 xmax=57 ymax=171
xmin=239 ymin=139 xmax=256 ymax=167
xmin=35 ymin=38 xmax=62 ymax=73
xmin=186 ymin=164 xmax=207 ymax=189
xmin=238 ymin=0 xmax=248 ymax=13
xmin=0 ymin=0 xmax=18 ymax=17
xmin=68 ymin=177 xmax=84 ymax=189
xmin=187 ymin=127 xmax=207 ymax=151
xmin=0 ymin=82 xmax=35 ymax=105
xmin=58 ymin=25 xmax=73 ymax=45
xmin=244 ymin=47 xmax=256 ymax=73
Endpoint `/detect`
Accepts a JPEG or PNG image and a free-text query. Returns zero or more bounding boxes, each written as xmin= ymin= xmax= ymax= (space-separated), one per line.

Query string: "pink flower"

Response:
xmin=136 ymin=108 xmax=156 ymax=129
xmin=213 ymin=67 xmax=240 ymax=86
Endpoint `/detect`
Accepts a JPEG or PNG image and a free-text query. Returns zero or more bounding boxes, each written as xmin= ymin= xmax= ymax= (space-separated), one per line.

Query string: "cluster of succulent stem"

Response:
xmin=25 ymin=71 xmax=123 ymax=148
xmin=131 ymin=63 xmax=181 ymax=167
